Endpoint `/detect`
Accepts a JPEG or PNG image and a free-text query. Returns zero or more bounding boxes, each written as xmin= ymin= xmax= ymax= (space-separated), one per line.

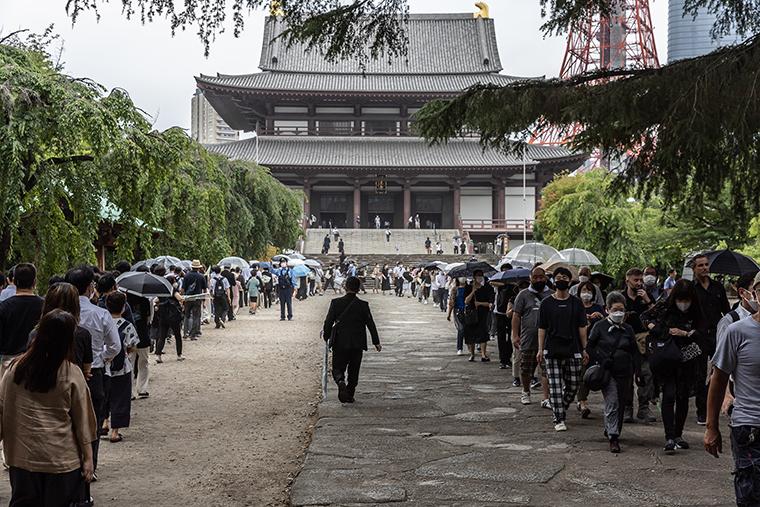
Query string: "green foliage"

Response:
xmin=0 ymin=34 xmax=302 ymax=284
xmin=536 ymin=170 xmax=753 ymax=280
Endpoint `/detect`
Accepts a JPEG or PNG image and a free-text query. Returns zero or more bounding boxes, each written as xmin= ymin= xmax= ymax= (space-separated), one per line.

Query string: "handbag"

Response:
xmin=464 ymin=303 xmax=479 ymax=326
xmin=328 ymin=298 xmax=359 ymax=347
xmin=680 ymin=342 xmax=702 ymax=362
xmin=649 ymin=336 xmax=683 ymax=376
xmin=583 ymin=327 xmax=625 ymax=392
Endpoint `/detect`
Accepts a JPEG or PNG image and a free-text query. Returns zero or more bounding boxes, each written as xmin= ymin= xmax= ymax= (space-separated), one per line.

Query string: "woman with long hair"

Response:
xmin=1 ymin=309 xmax=97 ymax=505
xmin=651 ymin=279 xmax=706 ymax=454
xmin=40 ymin=282 xmax=93 ymax=376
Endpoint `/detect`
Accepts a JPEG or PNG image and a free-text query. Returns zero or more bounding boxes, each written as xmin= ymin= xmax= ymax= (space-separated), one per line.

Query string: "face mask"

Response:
xmin=531 ymin=281 xmax=546 ymax=292
xmin=741 ymin=290 xmax=759 ymax=312
xmin=676 ymin=301 xmax=691 ymax=313
xmin=173 ymin=283 xmax=179 ymax=289
xmin=580 ymin=292 xmax=593 ymax=302
xmin=281 ymin=264 xmax=287 ymax=268
xmin=578 ymin=276 xmax=589 ymax=283
xmin=555 ymin=280 xmax=570 ymax=291
xmin=644 ymin=275 xmax=656 ymax=286
xmin=474 ymin=276 xmax=484 ymax=284
xmin=609 ymin=311 xmax=625 ymax=324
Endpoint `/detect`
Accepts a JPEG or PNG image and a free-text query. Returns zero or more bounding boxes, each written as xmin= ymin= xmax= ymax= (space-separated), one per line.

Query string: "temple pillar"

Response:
xmin=303 ymin=178 xmax=311 ymax=228
xmin=353 ymin=180 xmax=361 ymax=229
xmin=452 ymin=180 xmax=461 ymax=230
xmin=403 ymin=181 xmax=411 ymax=227
xmin=495 ymin=180 xmax=506 ymax=224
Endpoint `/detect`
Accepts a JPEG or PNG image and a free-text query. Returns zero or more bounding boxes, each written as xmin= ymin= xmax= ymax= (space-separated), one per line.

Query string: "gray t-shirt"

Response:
xmin=513 ymin=287 xmax=552 ymax=350
xmin=713 ymin=316 xmax=760 ymax=427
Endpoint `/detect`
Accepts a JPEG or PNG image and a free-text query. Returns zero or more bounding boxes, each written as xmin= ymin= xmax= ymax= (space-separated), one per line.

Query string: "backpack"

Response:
xmin=158 ymin=294 xmax=183 ymax=325
xmin=213 ymin=277 xmax=227 ymax=298
xmin=110 ymin=320 xmax=131 ymax=372
xmin=277 ymin=270 xmax=292 ymax=290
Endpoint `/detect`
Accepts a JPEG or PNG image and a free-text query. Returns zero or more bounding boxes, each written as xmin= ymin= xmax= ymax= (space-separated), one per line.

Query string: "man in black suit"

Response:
xmin=323 ymin=276 xmax=382 ymax=403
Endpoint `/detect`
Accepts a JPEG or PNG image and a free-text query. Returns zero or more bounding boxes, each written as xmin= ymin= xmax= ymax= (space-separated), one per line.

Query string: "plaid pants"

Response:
xmin=545 ymin=357 xmax=582 ymax=423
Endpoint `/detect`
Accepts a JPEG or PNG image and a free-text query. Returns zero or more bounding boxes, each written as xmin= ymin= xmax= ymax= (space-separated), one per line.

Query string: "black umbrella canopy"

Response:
xmin=116 ymin=271 xmax=173 ymax=298
xmin=704 ymin=250 xmax=760 ymax=276
xmin=591 ymin=272 xmax=614 ymax=290
xmin=447 ymin=261 xmax=497 ymax=278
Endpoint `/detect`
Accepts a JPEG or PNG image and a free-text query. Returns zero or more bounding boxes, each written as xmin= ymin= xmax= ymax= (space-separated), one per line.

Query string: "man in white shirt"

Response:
xmin=65 ymin=265 xmax=121 ymax=473
xmin=435 ymin=271 xmax=448 ymax=312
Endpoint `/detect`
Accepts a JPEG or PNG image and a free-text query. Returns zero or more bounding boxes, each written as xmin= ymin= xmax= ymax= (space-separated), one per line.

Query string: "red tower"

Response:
xmin=531 ymin=0 xmax=660 ymax=145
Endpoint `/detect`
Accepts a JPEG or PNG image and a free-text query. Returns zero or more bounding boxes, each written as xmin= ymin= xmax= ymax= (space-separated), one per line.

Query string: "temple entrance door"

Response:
xmin=418 ymin=213 xmax=442 ymax=230
xmin=367 ymin=213 xmax=394 ymax=228
xmin=367 ymin=194 xmax=395 ymax=228
xmin=319 ymin=213 xmax=347 ymax=229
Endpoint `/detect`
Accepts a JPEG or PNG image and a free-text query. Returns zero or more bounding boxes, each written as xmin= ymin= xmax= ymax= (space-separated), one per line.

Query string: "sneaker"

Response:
xmin=674 ymin=437 xmax=690 ymax=449
xmin=696 ymin=416 xmax=707 ymax=426
xmin=512 ymin=378 xmax=522 ymax=388
xmin=637 ymin=406 xmax=657 ymax=423
xmin=499 ymin=363 xmax=507 ymax=369
xmin=554 ymin=421 xmax=567 ymax=432
xmin=468 ymin=355 xmax=475 ymax=362
xmin=138 ymin=392 xmax=150 ymax=399
xmin=530 ymin=378 xmax=542 ymax=390
xmin=541 ymin=399 xmax=552 ymax=410
xmin=456 ymin=350 xmax=464 ymax=356
xmin=664 ymin=439 xmax=677 ymax=454
xmin=520 ymin=392 xmax=531 ymax=405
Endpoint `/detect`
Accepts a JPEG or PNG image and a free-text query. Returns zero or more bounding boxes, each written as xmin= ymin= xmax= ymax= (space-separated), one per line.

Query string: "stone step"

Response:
xmin=305 ymin=229 xmax=463 ymax=256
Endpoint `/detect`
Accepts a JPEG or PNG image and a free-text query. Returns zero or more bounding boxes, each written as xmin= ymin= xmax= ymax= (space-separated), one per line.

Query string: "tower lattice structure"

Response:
xmin=531 ymin=0 xmax=660 ymax=147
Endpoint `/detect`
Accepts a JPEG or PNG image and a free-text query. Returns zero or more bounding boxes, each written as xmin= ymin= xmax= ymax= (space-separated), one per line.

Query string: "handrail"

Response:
xmin=460 ymin=219 xmax=534 ymax=231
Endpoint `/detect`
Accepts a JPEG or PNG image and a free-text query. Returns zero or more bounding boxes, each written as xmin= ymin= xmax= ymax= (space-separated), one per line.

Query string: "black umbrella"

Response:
xmin=116 ymin=271 xmax=173 ymax=298
xmin=704 ymin=249 xmax=760 ymax=276
xmin=590 ymin=272 xmax=614 ymax=291
xmin=447 ymin=261 xmax=497 ymax=278
xmin=489 ymin=268 xmax=531 ymax=284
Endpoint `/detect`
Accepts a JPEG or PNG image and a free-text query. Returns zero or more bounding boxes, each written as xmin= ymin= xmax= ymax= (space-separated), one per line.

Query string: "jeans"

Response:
xmin=183 ymin=300 xmax=203 ymax=337
xmin=731 ymin=426 xmax=760 ymax=506
xmin=279 ymin=289 xmax=293 ymax=320
xmin=453 ymin=311 xmax=465 ymax=351
xmin=332 ymin=348 xmax=363 ymax=393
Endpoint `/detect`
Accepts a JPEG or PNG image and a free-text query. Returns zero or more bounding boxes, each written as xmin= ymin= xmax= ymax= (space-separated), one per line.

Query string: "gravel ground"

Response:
xmin=0 ymin=295 xmax=330 ymax=507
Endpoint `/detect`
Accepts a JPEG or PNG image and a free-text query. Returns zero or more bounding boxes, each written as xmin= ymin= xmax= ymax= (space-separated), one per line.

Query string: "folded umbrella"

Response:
xmin=703 ymin=249 xmax=760 ymax=276
xmin=447 ymin=261 xmax=497 ymax=278
xmin=116 ymin=271 xmax=173 ymax=298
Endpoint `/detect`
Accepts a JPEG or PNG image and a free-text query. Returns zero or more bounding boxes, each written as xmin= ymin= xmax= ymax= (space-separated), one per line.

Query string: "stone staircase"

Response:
xmin=304 ymin=228 xmax=462 ymax=256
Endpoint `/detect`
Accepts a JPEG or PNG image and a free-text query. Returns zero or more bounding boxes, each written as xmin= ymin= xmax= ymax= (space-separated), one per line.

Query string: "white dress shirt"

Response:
xmin=79 ymin=296 xmax=121 ymax=368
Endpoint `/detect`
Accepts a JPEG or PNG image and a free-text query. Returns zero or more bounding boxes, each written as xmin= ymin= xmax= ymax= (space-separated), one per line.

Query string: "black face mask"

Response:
xmin=531 ymin=281 xmax=546 ymax=292
xmin=554 ymin=280 xmax=570 ymax=291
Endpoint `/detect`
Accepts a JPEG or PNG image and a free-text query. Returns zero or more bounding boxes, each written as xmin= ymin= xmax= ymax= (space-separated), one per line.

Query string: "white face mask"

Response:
xmin=644 ymin=274 xmax=657 ymax=286
xmin=580 ymin=292 xmax=593 ymax=302
xmin=676 ymin=301 xmax=691 ymax=313
xmin=457 ymin=277 xmax=466 ymax=284
xmin=578 ymin=275 xmax=590 ymax=283
xmin=609 ymin=311 xmax=625 ymax=324
xmin=474 ymin=276 xmax=485 ymax=284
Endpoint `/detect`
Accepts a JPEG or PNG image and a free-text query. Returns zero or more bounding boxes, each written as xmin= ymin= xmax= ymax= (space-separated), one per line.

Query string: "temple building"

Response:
xmin=196 ymin=9 xmax=585 ymax=243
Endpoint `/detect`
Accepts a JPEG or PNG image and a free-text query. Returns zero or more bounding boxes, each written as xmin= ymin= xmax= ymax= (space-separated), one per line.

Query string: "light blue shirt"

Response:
xmin=79 ymin=296 xmax=121 ymax=368
xmin=0 ymin=285 xmax=16 ymax=302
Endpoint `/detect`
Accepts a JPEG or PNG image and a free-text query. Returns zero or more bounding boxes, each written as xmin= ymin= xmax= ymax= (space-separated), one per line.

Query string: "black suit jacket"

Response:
xmin=322 ymin=294 xmax=380 ymax=351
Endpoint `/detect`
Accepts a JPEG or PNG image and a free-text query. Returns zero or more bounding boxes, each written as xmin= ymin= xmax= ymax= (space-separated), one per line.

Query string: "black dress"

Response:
xmin=464 ymin=284 xmax=495 ymax=344
xmin=381 ymin=269 xmax=391 ymax=291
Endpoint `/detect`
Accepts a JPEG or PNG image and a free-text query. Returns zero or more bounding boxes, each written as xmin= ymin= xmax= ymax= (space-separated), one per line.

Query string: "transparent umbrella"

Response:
xmin=504 ymin=242 xmax=560 ymax=264
xmin=547 ymin=248 xmax=602 ymax=266
xmin=151 ymin=256 xmax=182 ymax=269
xmin=218 ymin=256 xmax=249 ymax=270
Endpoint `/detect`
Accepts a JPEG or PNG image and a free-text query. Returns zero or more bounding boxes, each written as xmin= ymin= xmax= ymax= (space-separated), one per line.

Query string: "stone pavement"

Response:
xmin=291 ymin=293 xmax=736 ymax=506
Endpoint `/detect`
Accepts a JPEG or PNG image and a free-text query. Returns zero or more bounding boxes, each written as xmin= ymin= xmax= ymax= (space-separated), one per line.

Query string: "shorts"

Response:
xmin=520 ymin=348 xmax=547 ymax=378
xmin=250 ymin=296 xmax=258 ymax=302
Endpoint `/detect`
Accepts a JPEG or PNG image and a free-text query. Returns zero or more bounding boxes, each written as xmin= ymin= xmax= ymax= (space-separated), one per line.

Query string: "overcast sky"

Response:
xmin=3 ymin=0 xmax=668 ymax=132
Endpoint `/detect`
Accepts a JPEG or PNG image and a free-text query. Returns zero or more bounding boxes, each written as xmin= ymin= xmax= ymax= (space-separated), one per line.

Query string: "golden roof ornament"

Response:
xmin=269 ymin=0 xmax=285 ymax=17
xmin=474 ymin=2 xmax=490 ymax=19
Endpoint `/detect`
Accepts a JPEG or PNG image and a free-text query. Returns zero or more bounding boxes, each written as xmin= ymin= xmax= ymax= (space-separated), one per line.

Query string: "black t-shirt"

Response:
xmin=538 ymin=295 xmax=587 ymax=359
xmin=623 ymin=291 xmax=651 ymax=334
xmin=0 ymin=295 xmax=44 ymax=355
xmin=183 ymin=271 xmax=207 ymax=296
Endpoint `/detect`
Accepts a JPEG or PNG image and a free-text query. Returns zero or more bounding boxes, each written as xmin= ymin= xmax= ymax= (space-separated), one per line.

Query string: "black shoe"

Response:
xmin=530 ymin=378 xmax=542 ymax=390
xmin=499 ymin=363 xmax=507 ymax=369
xmin=609 ymin=439 xmax=621 ymax=453
xmin=337 ymin=382 xmax=349 ymax=403
xmin=481 ymin=357 xmax=490 ymax=362
xmin=674 ymin=437 xmax=690 ymax=449
xmin=280 ymin=318 xmax=286 ymax=321
xmin=623 ymin=406 xmax=634 ymax=423
xmin=696 ymin=416 xmax=707 ymax=426
xmin=664 ymin=439 xmax=677 ymax=454
xmin=190 ymin=336 xmax=198 ymax=341
xmin=512 ymin=378 xmax=521 ymax=388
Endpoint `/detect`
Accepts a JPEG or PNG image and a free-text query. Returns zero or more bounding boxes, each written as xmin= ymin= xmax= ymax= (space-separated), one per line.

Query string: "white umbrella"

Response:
xmin=304 ymin=259 xmax=322 ymax=268
xmin=288 ymin=253 xmax=306 ymax=260
xmin=547 ymin=248 xmax=602 ymax=266
xmin=151 ymin=255 xmax=182 ymax=269
xmin=287 ymin=258 xmax=306 ymax=267
xmin=218 ymin=256 xmax=249 ymax=270
xmin=504 ymin=242 xmax=560 ymax=264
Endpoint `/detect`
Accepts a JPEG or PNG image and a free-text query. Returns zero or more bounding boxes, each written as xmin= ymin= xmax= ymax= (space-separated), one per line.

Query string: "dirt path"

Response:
xmin=0 ymin=295 xmax=330 ymax=506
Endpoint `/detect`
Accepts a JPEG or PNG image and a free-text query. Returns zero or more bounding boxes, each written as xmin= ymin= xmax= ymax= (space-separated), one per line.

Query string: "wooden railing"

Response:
xmin=460 ymin=219 xmax=535 ymax=232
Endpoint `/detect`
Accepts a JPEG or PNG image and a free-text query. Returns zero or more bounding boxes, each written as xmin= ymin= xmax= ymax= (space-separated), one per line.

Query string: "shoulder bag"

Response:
xmin=583 ymin=326 xmax=624 ymax=392
xmin=464 ymin=288 xmax=479 ymax=326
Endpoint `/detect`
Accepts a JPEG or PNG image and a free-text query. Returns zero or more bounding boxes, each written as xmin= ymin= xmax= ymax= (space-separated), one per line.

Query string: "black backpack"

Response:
xmin=110 ymin=320 xmax=131 ymax=372
xmin=213 ymin=277 xmax=227 ymax=298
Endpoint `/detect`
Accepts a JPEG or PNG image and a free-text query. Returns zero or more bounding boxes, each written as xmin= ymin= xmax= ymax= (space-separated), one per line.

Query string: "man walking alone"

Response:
xmin=323 ymin=277 xmax=381 ymax=403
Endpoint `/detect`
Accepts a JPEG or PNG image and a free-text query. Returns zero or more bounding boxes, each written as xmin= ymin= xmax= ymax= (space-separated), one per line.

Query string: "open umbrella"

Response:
xmin=258 ymin=262 xmax=273 ymax=270
xmin=287 ymin=258 xmax=305 ymax=267
xmin=131 ymin=259 xmax=155 ymax=271
xmin=444 ymin=262 xmax=465 ymax=274
xmin=591 ymin=272 xmax=615 ymax=291
xmin=291 ymin=264 xmax=311 ymax=277
xmin=547 ymin=248 xmax=602 ymax=266
xmin=178 ymin=260 xmax=193 ymax=270
xmin=218 ymin=256 xmax=248 ymax=270
xmin=703 ymin=249 xmax=760 ymax=276
xmin=272 ymin=255 xmax=289 ymax=263
xmin=152 ymin=256 xmax=182 ymax=269
xmin=489 ymin=268 xmax=531 ymax=284
xmin=424 ymin=260 xmax=447 ymax=270
xmin=540 ymin=261 xmax=579 ymax=280
xmin=304 ymin=259 xmax=322 ymax=268
xmin=116 ymin=271 xmax=173 ymax=298
xmin=288 ymin=253 xmax=306 ymax=260
xmin=447 ymin=261 xmax=497 ymax=278
xmin=504 ymin=242 xmax=560 ymax=264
